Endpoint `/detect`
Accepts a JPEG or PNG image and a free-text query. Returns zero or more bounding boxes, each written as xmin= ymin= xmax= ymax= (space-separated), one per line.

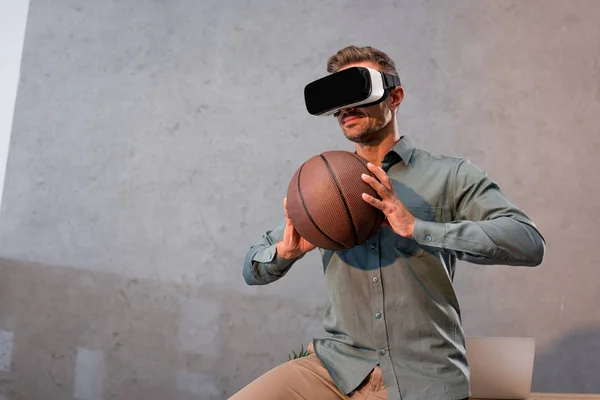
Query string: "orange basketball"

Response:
xmin=286 ymin=150 xmax=385 ymax=250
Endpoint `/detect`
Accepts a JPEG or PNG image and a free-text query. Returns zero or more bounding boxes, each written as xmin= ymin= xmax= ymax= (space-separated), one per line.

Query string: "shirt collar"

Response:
xmin=385 ymin=135 xmax=415 ymax=167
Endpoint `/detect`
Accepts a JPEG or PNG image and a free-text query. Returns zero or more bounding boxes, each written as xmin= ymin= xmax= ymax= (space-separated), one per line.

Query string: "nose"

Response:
xmin=335 ymin=107 xmax=356 ymax=118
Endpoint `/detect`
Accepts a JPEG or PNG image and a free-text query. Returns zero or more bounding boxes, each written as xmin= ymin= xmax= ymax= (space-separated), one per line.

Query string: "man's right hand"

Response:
xmin=276 ymin=197 xmax=317 ymax=259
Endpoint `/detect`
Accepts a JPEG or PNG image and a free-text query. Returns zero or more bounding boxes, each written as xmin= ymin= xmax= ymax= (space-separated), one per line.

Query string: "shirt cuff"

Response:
xmin=412 ymin=219 xmax=447 ymax=248
xmin=252 ymin=244 xmax=300 ymax=273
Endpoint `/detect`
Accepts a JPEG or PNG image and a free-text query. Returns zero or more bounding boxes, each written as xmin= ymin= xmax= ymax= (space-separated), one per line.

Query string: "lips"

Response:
xmin=342 ymin=114 xmax=362 ymax=124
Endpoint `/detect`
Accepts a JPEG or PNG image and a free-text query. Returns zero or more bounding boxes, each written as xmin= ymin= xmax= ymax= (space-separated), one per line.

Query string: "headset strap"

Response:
xmin=382 ymin=72 xmax=401 ymax=89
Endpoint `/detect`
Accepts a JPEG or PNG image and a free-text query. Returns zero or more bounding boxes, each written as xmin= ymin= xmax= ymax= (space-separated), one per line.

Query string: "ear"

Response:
xmin=389 ymin=87 xmax=404 ymax=112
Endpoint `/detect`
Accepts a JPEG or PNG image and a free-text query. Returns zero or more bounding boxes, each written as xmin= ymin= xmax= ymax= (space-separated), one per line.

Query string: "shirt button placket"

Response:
xmin=370 ymin=236 xmax=388 ymax=361
xmin=370 ymin=240 xmax=381 ymax=284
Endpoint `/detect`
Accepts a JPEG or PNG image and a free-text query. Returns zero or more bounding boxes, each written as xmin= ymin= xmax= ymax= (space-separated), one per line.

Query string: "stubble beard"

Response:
xmin=343 ymin=124 xmax=387 ymax=146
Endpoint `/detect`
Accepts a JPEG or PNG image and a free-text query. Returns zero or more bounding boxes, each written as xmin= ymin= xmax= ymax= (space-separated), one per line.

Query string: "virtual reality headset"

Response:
xmin=304 ymin=66 xmax=401 ymax=117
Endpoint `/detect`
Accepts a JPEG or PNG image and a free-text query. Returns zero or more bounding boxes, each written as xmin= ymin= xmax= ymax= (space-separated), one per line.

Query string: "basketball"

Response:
xmin=286 ymin=150 xmax=385 ymax=250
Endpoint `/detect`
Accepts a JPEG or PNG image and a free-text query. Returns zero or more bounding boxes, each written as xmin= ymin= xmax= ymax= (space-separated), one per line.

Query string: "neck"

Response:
xmin=355 ymin=124 xmax=401 ymax=167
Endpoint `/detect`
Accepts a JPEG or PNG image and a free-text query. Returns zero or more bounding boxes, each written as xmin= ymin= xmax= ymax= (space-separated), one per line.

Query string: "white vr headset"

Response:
xmin=303 ymin=66 xmax=401 ymax=117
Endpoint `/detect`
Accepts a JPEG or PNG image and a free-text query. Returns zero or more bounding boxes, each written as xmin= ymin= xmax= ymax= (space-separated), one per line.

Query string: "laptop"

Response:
xmin=466 ymin=336 xmax=536 ymax=400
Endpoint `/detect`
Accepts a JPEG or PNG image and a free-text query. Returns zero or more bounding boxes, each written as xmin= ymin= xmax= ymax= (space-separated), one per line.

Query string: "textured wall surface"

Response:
xmin=0 ymin=0 xmax=599 ymax=398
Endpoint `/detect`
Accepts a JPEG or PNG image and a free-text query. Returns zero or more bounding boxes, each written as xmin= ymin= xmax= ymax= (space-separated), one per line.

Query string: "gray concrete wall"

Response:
xmin=0 ymin=0 xmax=598 ymax=398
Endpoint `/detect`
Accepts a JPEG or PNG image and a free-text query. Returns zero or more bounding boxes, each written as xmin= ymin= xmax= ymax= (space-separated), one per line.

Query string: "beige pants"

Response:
xmin=229 ymin=343 xmax=387 ymax=399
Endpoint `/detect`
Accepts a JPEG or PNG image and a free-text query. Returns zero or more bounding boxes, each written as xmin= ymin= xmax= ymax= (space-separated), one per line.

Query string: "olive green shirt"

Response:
xmin=242 ymin=135 xmax=545 ymax=400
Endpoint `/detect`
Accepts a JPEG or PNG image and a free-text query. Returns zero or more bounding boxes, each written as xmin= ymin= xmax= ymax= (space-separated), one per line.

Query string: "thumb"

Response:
xmin=284 ymin=197 xmax=291 ymax=222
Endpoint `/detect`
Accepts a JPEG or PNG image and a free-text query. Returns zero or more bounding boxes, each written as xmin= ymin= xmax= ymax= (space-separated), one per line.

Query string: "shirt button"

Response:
xmin=372 ymin=277 xmax=379 ymax=283
xmin=375 ymin=312 xmax=382 ymax=319
xmin=379 ymin=349 xmax=386 ymax=355
xmin=425 ymin=235 xmax=432 ymax=242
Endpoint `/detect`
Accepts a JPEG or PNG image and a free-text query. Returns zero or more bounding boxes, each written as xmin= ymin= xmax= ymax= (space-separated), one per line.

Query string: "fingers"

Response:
xmin=366 ymin=162 xmax=392 ymax=188
xmin=361 ymin=172 xmax=388 ymax=198
xmin=362 ymin=192 xmax=387 ymax=212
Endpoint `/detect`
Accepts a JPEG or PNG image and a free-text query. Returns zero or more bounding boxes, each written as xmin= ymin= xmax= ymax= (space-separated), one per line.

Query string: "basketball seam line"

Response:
xmin=320 ymin=154 xmax=358 ymax=247
xmin=349 ymin=152 xmax=384 ymax=236
xmin=297 ymin=162 xmax=344 ymax=249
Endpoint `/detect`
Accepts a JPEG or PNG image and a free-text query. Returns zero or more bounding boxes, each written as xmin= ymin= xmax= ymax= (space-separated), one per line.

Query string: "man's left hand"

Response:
xmin=361 ymin=162 xmax=416 ymax=238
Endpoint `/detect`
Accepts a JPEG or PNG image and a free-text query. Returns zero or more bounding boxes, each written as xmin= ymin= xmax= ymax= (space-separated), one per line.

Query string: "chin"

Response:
xmin=343 ymin=131 xmax=371 ymax=144
xmin=342 ymin=125 xmax=365 ymax=136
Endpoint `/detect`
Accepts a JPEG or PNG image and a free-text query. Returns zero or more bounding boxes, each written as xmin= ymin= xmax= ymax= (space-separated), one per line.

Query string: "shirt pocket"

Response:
xmin=405 ymin=205 xmax=440 ymax=221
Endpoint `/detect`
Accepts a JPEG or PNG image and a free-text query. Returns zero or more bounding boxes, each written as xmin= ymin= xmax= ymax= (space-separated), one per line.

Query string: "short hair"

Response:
xmin=326 ymin=45 xmax=399 ymax=76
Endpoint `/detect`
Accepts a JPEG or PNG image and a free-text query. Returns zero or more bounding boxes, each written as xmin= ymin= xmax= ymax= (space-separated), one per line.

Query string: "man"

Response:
xmin=232 ymin=45 xmax=546 ymax=400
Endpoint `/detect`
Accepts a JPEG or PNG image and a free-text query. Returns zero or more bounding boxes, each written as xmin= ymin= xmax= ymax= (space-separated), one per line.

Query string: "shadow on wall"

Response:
xmin=532 ymin=325 xmax=600 ymax=394
xmin=0 ymin=258 xmax=326 ymax=400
